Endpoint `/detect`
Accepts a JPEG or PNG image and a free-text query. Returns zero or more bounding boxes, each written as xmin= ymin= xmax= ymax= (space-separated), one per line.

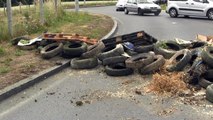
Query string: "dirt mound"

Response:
xmin=146 ymin=61 xmax=189 ymax=95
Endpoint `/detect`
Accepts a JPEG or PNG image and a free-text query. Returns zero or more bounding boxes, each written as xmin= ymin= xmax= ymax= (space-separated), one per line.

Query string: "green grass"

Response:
xmin=0 ymin=1 xmax=115 ymax=42
xmin=15 ymin=49 xmax=24 ymax=56
xmin=62 ymin=1 xmax=116 ymax=9
xmin=0 ymin=47 xmax=5 ymax=56
xmin=0 ymin=67 xmax=10 ymax=74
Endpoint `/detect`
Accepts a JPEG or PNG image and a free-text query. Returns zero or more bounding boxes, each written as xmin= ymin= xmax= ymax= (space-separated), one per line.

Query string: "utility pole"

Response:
xmin=75 ymin=0 xmax=79 ymax=13
xmin=39 ymin=0 xmax=44 ymax=25
xmin=54 ymin=0 xmax=58 ymax=16
xmin=6 ymin=0 xmax=13 ymax=37
xmin=84 ymin=0 xmax=86 ymax=6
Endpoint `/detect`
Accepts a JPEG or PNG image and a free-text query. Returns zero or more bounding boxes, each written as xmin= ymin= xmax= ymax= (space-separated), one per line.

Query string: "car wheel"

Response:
xmin=154 ymin=12 xmax=160 ymax=16
xmin=124 ymin=8 xmax=129 ymax=14
xmin=169 ymin=8 xmax=178 ymax=18
xmin=138 ymin=8 xmax=143 ymax=15
xmin=184 ymin=15 xmax=189 ymax=18
xmin=207 ymin=9 xmax=213 ymax=20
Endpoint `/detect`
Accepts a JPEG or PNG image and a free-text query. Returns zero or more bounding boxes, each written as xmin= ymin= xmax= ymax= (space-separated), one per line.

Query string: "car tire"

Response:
xmin=201 ymin=46 xmax=213 ymax=68
xmin=199 ymin=69 xmax=213 ymax=88
xmin=139 ymin=55 xmax=165 ymax=75
xmin=41 ymin=42 xmax=63 ymax=59
xmin=154 ymin=12 xmax=160 ymax=16
xmin=11 ymin=36 xmax=30 ymax=45
xmin=102 ymin=56 xmax=128 ymax=66
xmin=207 ymin=9 xmax=213 ymax=20
xmin=169 ymin=8 xmax=178 ymax=18
xmin=206 ymin=84 xmax=213 ymax=103
xmin=81 ymin=42 xmax=105 ymax=58
xmin=62 ymin=41 xmax=87 ymax=58
xmin=154 ymin=40 xmax=182 ymax=59
xmin=134 ymin=44 xmax=154 ymax=53
xmin=184 ymin=15 xmax=189 ymax=18
xmin=105 ymin=63 xmax=134 ymax=76
xmin=98 ymin=44 xmax=124 ymax=61
xmin=199 ymin=78 xmax=213 ymax=89
xmin=166 ymin=49 xmax=192 ymax=72
xmin=19 ymin=44 xmax=37 ymax=50
xmin=124 ymin=8 xmax=129 ymax=14
xmin=138 ymin=8 xmax=143 ymax=15
xmin=70 ymin=57 xmax=98 ymax=69
xmin=125 ymin=53 xmax=155 ymax=68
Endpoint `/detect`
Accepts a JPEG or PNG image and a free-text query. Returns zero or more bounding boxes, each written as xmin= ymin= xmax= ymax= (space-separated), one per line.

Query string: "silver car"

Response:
xmin=166 ymin=0 xmax=213 ymax=20
xmin=124 ymin=0 xmax=162 ymax=16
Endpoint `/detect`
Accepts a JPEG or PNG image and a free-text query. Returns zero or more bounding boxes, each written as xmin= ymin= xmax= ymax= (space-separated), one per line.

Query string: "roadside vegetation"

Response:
xmin=62 ymin=0 xmax=116 ymax=9
xmin=0 ymin=1 xmax=113 ymax=89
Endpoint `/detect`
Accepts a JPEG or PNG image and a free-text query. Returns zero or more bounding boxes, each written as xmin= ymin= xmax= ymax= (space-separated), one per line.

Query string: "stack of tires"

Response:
xmin=11 ymin=32 xmax=213 ymax=103
xmin=152 ymin=40 xmax=213 ymax=103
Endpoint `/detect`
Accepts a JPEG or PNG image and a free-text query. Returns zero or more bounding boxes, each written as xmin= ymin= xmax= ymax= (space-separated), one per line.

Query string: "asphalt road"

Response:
xmin=0 ymin=6 xmax=213 ymax=120
xmin=81 ymin=6 xmax=213 ymax=40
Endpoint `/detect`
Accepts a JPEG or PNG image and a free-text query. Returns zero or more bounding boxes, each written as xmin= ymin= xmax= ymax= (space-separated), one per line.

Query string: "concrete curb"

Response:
xmin=0 ymin=17 xmax=118 ymax=102
xmin=100 ymin=16 xmax=118 ymax=41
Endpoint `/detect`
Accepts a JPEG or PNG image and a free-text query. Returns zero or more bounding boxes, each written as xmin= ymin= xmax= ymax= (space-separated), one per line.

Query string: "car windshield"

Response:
xmin=138 ymin=0 xmax=152 ymax=4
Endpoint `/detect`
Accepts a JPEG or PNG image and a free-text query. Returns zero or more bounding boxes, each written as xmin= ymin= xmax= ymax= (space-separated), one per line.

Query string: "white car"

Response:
xmin=116 ymin=0 xmax=128 ymax=11
xmin=166 ymin=0 xmax=213 ymax=20
xmin=124 ymin=0 xmax=162 ymax=16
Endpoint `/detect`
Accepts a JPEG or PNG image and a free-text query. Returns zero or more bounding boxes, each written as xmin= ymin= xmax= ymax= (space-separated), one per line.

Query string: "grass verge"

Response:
xmin=0 ymin=2 xmax=113 ymax=89
xmin=62 ymin=1 xmax=116 ymax=9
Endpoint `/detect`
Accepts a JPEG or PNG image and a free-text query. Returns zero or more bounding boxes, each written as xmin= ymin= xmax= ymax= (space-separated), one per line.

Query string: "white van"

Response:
xmin=166 ymin=0 xmax=213 ymax=20
xmin=116 ymin=0 xmax=128 ymax=11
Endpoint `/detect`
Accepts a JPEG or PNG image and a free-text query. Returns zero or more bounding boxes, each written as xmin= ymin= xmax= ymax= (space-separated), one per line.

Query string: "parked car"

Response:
xmin=124 ymin=0 xmax=162 ymax=16
xmin=166 ymin=0 xmax=213 ymax=20
xmin=116 ymin=0 xmax=128 ymax=11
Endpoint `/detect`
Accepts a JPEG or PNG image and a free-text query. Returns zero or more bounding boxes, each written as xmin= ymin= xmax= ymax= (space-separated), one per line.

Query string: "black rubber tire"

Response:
xmin=206 ymin=84 xmax=213 ymax=103
xmin=185 ymin=62 xmax=207 ymax=84
xmin=190 ymin=41 xmax=206 ymax=49
xmin=166 ymin=49 xmax=192 ymax=72
xmin=70 ymin=57 xmax=98 ymax=69
xmin=105 ymin=63 xmax=134 ymax=76
xmin=98 ymin=44 xmax=124 ymax=61
xmin=201 ymin=46 xmax=213 ymax=68
xmin=207 ymin=9 xmax=213 ymax=20
xmin=205 ymin=69 xmax=213 ymax=79
xmin=134 ymin=44 xmax=154 ymax=53
xmin=11 ymin=36 xmax=30 ymax=45
xmin=169 ymin=8 xmax=178 ymax=18
xmin=154 ymin=40 xmax=182 ymax=59
xmin=62 ymin=41 xmax=87 ymax=58
xmin=139 ymin=55 xmax=165 ymax=75
xmin=102 ymin=56 xmax=128 ymax=66
xmin=199 ymin=78 xmax=213 ymax=89
xmin=40 ymin=42 xmax=63 ymax=59
xmin=138 ymin=8 xmax=143 ymax=15
xmin=125 ymin=50 xmax=138 ymax=56
xmin=82 ymin=42 xmax=105 ymax=58
xmin=18 ymin=44 xmax=37 ymax=50
xmin=125 ymin=53 xmax=155 ymax=68
xmin=199 ymin=69 xmax=213 ymax=88
xmin=154 ymin=12 xmax=160 ymax=16
xmin=184 ymin=15 xmax=189 ymax=18
xmin=124 ymin=8 xmax=129 ymax=14
xmin=38 ymin=40 xmax=52 ymax=46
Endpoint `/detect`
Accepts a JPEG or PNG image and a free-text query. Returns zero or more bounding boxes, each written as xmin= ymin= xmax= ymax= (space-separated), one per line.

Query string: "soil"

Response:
xmin=0 ymin=42 xmax=55 ymax=89
xmin=0 ymin=14 xmax=113 ymax=90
